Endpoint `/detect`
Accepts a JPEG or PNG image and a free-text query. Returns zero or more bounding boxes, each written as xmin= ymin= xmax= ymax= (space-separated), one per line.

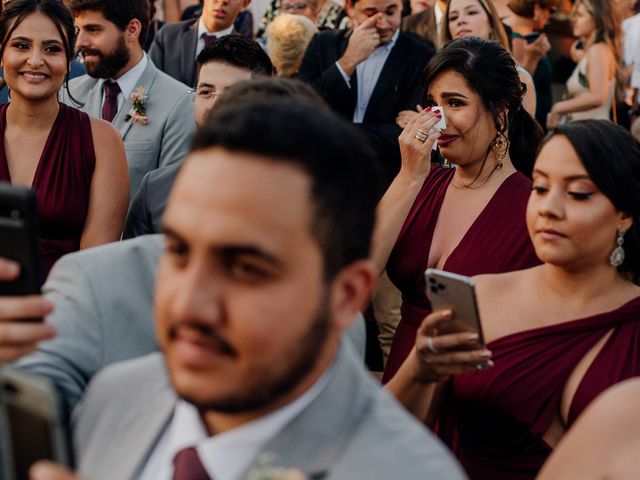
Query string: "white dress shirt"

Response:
xmin=196 ymin=19 xmax=235 ymax=59
xmin=137 ymin=364 xmax=335 ymax=480
xmin=336 ymin=29 xmax=400 ymax=123
xmin=99 ymin=54 xmax=149 ymax=114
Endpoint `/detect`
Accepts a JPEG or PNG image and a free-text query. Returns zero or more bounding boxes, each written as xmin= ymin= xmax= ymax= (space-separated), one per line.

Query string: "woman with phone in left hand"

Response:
xmin=387 ymin=119 xmax=640 ymax=480
xmin=0 ymin=0 xmax=129 ymax=282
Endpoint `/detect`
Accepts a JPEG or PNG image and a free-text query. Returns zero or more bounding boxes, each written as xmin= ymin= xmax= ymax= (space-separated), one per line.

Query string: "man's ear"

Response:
xmin=242 ymin=0 xmax=252 ymax=9
xmin=126 ymin=18 xmax=142 ymax=45
xmin=328 ymin=259 xmax=377 ymax=332
xmin=619 ymin=212 xmax=634 ymax=233
xmin=345 ymin=0 xmax=356 ymax=18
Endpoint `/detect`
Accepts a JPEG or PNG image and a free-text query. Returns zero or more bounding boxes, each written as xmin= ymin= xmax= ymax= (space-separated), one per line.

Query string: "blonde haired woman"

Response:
xmin=547 ymin=0 xmax=621 ymax=129
xmin=266 ymin=13 xmax=318 ymax=77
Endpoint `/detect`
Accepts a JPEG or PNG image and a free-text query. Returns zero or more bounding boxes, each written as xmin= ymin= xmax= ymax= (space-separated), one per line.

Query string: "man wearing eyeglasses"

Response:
xmin=124 ymin=34 xmax=274 ymax=239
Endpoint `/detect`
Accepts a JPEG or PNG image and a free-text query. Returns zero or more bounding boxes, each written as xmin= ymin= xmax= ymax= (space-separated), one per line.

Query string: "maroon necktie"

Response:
xmin=172 ymin=446 xmax=211 ymax=480
xmin=101 ymin=80 xmax=121 ymax=123
xmin=203 ymin=34 xmax=217 ymax=47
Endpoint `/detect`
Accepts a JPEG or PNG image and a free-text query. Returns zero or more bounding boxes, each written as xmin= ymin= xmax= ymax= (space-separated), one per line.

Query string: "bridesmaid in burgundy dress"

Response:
xmin=374 ymin=38 xmax=543 ymax=383
xmin=388 ymin=120 xmax=640 ymax=479
xmin=0 ymin=0 xmax=129 ymax=281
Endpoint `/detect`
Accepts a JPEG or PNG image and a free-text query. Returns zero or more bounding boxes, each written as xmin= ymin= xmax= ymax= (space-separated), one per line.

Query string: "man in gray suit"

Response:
xmin=62 ymin=0 xmax=196 ymax=197
xmin=30 ymin=99 xmax=466 ymax=480
xmin=149 ymin=0 xmax=252 ymax=87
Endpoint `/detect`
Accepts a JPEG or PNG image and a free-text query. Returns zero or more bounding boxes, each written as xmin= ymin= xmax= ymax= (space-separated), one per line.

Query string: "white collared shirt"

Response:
xmin=137 ymin=364 xmax=335 ymax=480
xmin=196 ymin=19 xmax=235 ymax=59
xmin=335 ymin=29 xmax=399 ymax=124
xmin=100 ymin=53 xmax=148 ymax=114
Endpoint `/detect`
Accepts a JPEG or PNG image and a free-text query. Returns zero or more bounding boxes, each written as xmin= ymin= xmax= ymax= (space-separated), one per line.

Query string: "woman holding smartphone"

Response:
xmin=0 ymin=0 xmax=129 ymax=282
xmin=375 ymin=38 xmax=543 ymax=383
xmin=387 ymin=120 xmax=640 ymax=479
xmin=546 ymin=0 xmax=620 ymax=129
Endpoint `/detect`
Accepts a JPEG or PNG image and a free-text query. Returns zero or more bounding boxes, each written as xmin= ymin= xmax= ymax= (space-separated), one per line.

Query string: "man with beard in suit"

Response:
xmin=62 ymin=0 xmax=195 ymax=198
xmin=298 ymin=0 xmax=434 ymax=187
xmin=149 ymin=0 xmax=253 ymax=87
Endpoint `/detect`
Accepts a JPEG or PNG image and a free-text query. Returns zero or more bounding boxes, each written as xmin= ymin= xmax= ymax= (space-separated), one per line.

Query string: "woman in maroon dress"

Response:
xmin=375 ymin=38 xmax=543 ymax=383
xmin=388 ymin=120 xmax=640 ymax=479
xmin=0 ymin=0 xmax=128 ymax=281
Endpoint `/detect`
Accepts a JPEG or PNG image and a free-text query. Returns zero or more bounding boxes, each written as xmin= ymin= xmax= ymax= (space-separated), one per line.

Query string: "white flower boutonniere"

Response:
xmin=124 ymin=86 xmax=149 ymax=125
xmin=246 ymin=453 xmax=309 ymax=480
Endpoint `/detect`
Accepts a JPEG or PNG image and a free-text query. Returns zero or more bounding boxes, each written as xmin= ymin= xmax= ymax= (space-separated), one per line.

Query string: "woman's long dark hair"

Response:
xmin=548 ymin=120 xmax=640 ymax=282
xmin=422 ymin=37 xmax=544 ymax=178
xmin=0 ymin=0 xmax=78 ymax=103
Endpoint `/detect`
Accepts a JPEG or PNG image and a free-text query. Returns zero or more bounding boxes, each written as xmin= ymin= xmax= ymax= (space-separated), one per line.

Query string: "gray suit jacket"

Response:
xmin=59 ymin=60 xmax=196 ymax=198
xmin=149 ymin=18 xmax=199 ymax=87
xmin=123 ymin=162 xmax=181 ymax=238
xmin=15 ymin=236 xmax=366 ymax=413
xmin=74 ymin=345 xmax=467 ymax=480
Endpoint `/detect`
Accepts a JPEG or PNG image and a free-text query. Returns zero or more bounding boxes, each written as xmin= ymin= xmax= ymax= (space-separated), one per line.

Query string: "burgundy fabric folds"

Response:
xmin=442 ymin=296 xmax=640 ymax=479
xmin=383 ymin=167 xmax=540 ymax=382
xmin=0 ymin=103 xmax=96 ymax=282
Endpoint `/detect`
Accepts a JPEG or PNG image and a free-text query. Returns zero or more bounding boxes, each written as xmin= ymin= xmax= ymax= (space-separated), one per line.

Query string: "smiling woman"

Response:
xmin=0 ymin=0 xmax=129 ymax=282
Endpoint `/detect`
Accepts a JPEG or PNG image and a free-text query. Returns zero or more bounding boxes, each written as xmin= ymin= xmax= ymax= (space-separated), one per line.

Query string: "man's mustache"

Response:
xmin=79 ymin=48 xmax=103 ymax=58
xmin=168 ymin=322 xmax=237 ymax=358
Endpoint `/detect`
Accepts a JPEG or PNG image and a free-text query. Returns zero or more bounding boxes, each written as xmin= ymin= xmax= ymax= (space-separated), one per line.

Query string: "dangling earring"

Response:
xmin=490 ymin=132 xmax=509 ymax=169
xmin=610 ymin=228 xmax=626 ymax=268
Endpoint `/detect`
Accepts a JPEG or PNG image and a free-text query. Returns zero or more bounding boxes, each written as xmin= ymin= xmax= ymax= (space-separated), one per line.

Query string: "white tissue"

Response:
xmin=428 ymin=106 xmax=446 ymax=151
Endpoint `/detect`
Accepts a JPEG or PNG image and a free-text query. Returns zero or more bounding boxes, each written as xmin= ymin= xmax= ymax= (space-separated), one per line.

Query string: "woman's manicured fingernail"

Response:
xmin=466 ymin=333 xmax=479 ymax=341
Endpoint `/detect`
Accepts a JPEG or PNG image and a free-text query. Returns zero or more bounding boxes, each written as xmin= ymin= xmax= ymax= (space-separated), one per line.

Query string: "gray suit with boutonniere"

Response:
xmin=59 ymin=60 xmax=196 ymax=198
xmin=73 ymin=342 xmax=467 ymax=480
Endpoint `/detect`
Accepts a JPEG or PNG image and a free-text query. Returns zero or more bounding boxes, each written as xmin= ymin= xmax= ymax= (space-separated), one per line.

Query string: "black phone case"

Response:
xmin=0 ymin=182 xmax=41 ymax=296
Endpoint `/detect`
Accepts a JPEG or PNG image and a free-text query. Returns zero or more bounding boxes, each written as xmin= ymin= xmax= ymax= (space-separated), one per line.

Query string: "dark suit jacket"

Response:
xmin=149 ymin=18 xmax=199 ymax=87
xmin=123 ymin=162 xmax=181 ymax=238
xmin=298 ymin=30 xmax=434 ymax=186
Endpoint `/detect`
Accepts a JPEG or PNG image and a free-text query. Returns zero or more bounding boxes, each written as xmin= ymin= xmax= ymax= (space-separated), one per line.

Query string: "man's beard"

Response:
xmin=180 ymin=299 xmax=332 ymax=414
xmin=82 ymin=34 xmax=130 ymax=79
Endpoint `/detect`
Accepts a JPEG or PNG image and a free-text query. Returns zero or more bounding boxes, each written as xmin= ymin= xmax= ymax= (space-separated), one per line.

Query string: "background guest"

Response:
xmin=266 ymin=13 xmax=317 ymax=77
xmin=547 ymin=0 xmax=620 ymax=129
xmin=401 ymin=0 xmax=446 ymax=47
xmin=503 ymin=0 xmax=555 ymax=128
xmin=0 ymin=0 xmax=128 ymax=281
xmin=388 ymin=120 xmax=640 ymax=479
xmin=149 ymin=0 xmax=253 ymax=87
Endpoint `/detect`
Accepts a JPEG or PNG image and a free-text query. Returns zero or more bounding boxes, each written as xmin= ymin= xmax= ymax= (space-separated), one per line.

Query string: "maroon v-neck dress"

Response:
xmin=0 ymin=103 xmax=96 ymax=282
xmin=382 ymin=167 xmax=540 ymax=382
xmin=441 ymin=296 xmax=640 ymax=479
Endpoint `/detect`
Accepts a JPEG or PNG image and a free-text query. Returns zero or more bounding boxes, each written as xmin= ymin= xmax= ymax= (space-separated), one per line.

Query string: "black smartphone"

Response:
xmin=425 ymin=269 xmax=486 ymax=349
xmin=523 ymin=31 xmax=541 ymax=44
xmin=0 ymin=182 xmax=41 ymax=297
xmin=0 ymin=367 xmax=72 ymax=480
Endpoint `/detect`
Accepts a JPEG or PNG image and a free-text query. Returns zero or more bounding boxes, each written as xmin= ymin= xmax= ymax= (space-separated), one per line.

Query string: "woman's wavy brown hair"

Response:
xmin=439 ymin=0 xmax=510 ymax=49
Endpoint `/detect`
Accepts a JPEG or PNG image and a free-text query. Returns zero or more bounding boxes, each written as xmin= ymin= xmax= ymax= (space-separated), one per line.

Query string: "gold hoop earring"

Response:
xmin=490 ymin=132 xmax=509 ymax=169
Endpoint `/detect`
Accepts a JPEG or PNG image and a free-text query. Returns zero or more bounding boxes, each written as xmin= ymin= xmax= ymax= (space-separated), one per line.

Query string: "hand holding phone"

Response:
xmin=0 ymin=258 xmax=55 ymax=361
xmin=408 ymin=269 xmax=493 ymax=384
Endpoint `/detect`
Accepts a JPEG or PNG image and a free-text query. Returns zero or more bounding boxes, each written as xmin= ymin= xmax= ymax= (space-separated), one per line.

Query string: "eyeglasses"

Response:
xmin=280 ymin=2 xmax=309 ymax=11
xmin=195 ymin=87 xmax=222 ymax=100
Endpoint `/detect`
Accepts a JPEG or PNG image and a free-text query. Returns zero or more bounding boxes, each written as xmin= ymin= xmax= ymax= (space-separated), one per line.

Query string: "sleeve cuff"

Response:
xmin=335 ymin=61 xmax=352 ymax=88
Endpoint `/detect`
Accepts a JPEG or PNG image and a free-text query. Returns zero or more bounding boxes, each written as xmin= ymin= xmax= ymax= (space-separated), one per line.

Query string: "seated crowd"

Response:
xmin=0 ymin=0 xmax=639 ymax=479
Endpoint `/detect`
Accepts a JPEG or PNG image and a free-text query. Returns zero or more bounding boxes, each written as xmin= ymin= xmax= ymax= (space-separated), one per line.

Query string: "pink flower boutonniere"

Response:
xmin=125 ymin=86 xmax=149 ymax=125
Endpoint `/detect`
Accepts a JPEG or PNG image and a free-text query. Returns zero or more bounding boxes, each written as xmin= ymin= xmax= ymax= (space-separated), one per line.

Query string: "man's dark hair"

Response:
xmin=191 ymin=97 xmax=383 ymax=279
xmin=212 ymin=76 xmax=325 ymax=112
xmin=197 ymin=34 xmax=274 ymax=78
xmin=69 ymin=0 xmax=150 ymax=48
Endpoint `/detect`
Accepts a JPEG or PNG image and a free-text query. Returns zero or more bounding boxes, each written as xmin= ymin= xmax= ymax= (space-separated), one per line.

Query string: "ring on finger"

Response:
xmin=415 ymin=129 xmax=428 ymax=142
xmin=426 ymin=336 xmax=439 ymax=354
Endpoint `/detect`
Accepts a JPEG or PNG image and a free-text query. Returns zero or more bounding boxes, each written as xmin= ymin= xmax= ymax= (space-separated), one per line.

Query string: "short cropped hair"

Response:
xmin=191 ymin=98 xmax=383 ymax=279
xmin=197 ymin=34 xmax=274 ymax=77
xmin=69 ymin=0 xmax=150 ymax=48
